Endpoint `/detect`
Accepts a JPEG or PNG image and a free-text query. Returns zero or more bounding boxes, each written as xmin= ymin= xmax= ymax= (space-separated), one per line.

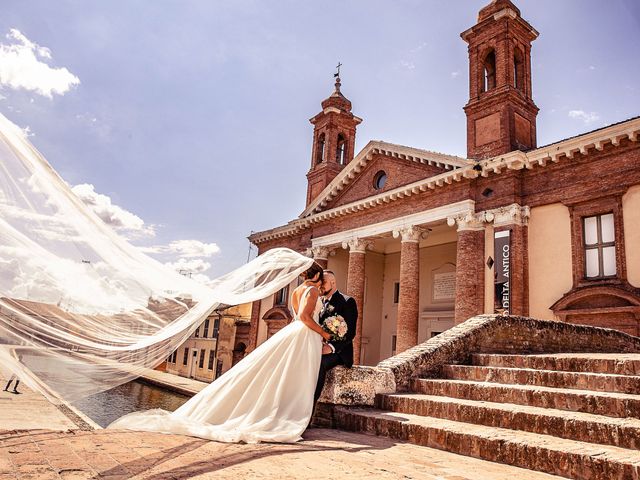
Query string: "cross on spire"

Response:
xmin=334 ymin=62 xmax=342 ymax=78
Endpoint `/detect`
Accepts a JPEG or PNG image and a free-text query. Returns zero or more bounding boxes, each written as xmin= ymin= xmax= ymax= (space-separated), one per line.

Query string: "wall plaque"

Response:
xmin=433 ymin=271 xmax=456 ymax=301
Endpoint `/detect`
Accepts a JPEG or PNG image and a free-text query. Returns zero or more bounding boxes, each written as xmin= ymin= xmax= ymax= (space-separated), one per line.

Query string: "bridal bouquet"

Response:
xmin=322 ymin=314 xmax=348 ymax=341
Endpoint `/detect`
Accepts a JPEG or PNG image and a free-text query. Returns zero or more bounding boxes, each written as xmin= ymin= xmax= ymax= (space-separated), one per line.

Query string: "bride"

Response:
xmin=108 ymin=262 xmax=331 ymax=443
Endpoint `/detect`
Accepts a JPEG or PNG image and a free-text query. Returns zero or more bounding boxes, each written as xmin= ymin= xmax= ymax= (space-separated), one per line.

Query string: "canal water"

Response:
xmin=73 ymin=380 xmax=190 ymax=428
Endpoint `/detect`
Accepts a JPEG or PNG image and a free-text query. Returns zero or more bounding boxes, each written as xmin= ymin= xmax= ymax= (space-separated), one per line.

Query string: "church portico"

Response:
xmin=248 ymin=0 xmax=640 ymax=367
xmin=309 ymin=221 xmax=459 ymax=365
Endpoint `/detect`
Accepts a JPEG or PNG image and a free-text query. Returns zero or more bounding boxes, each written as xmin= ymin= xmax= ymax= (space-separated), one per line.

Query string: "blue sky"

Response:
xmin=1 ymin=0 xmax=639 ymax=279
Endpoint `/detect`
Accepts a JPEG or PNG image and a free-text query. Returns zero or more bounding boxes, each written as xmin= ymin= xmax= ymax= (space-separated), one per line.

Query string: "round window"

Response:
xmin=373 ymin=171 xmax=387 ymax=190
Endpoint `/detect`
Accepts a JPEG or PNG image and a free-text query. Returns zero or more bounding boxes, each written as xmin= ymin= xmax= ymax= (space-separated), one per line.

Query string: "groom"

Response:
xmin=313 ymin=270 xmax=358 ymax=404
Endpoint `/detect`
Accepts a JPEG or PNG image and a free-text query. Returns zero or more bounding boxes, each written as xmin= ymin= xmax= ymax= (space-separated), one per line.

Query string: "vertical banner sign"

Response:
xmin=494 ymin=230 xmax=511 ymax=314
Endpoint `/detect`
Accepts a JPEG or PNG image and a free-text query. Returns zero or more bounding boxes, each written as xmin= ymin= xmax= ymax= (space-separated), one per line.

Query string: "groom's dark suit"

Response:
xmin=313 ymin=290 xmax=358 ymax=403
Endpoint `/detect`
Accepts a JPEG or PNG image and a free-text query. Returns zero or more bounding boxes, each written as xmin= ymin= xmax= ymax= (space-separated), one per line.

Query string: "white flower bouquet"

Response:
xmin=322 ymin=314 xmax=348 ymax=341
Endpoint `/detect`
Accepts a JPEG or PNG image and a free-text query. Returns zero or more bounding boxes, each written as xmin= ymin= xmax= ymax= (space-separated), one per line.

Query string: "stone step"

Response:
xmin=412 ymin=378 xmax=640 ymax=419
xmin=472 ymin=353 xmax=640 ymax=375
xmin=334 ymin=406 xmax=640 ymax=480
xmin=377 ymin=393 xmax=640 ymax=449
xmin=443 ymin=364 xmax=640 ymax=394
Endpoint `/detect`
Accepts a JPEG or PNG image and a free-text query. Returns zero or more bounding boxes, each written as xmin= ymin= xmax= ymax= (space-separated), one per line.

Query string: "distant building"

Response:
xmin=164 ymin=303 xmax=251 ymax=382
xmin=248 ymin=0 xmax=640 ymax=366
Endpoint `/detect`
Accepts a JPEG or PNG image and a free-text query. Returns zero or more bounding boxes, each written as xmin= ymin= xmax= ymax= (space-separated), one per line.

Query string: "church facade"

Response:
xmin=248 ymin=0 xmax=640 ymax=366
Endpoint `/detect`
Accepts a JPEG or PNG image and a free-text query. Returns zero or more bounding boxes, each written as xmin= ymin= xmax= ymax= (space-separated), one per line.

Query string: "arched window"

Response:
xmin=336 ymin=134 xmax=346 ymax=165
xmin=482 ymin=50 xmax=496 ymax=92
xmin=513 ymin=47 xmax=524 ymax=91
xmin=316 ymin=133 xmax=325 ymax=164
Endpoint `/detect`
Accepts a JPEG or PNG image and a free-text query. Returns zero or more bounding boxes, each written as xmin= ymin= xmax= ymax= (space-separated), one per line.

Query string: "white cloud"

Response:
xmin=0 ymin=29 xmax=80 ymax=98
xmin=138 ymin=239 xmax=220 ymax=285
xmin=400 ymin=60 xmax=415 ymax=70
xmin=450 ymin=71 xmax=460 ymax=79
xmin=71 ymin=183 xmax=156 ymax=238
xmin=140 ymin=239 xmax=220 ymax=258
xmin=409 ymin=41 xmax=428 ymax=54
xmin=164 ymin=257 xmax=211 ymax=274
xmin=568 ymin=110 xmax=600 ymax=125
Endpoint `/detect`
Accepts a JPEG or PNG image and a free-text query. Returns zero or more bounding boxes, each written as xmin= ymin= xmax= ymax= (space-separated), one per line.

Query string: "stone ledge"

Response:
xmin=379 ymin=314 xmax=640 ymax=391
xmin=318 ymin=364 xmax=396 ymax=407
xmin=319 ymin=314 xmax=640 ymax=401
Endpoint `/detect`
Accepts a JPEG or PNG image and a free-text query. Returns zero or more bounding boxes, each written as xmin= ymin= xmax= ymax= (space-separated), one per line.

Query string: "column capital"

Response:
xmin=447 ymin=212 xmax=487 ymax=232
xmin=342 ymin=238 xmax=373 ymax=254
xmin=310 ymin=245 xmax=334 ymax=261
xmin=489 ymin=203 xmax=530 ymax=227
xmin=392 ymin=225 xmax=427 ymax=243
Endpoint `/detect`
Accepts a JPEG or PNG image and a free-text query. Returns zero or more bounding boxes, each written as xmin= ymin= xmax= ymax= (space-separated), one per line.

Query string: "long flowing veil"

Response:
xmin=0 ymin=112 xmax=312 ymax=404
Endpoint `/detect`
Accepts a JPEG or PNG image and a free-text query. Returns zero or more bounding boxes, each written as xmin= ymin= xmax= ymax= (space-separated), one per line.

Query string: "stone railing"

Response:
xmin=318 ymin=314 xmax=640 ymax=405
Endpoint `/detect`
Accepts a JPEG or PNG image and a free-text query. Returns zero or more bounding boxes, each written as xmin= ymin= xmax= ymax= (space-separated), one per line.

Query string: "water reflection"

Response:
xmin=73 ymin=380 xmax=189 ymax=427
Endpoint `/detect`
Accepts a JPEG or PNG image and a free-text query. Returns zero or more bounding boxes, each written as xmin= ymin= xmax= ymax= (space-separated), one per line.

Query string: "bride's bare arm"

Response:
xmin=299 ymin=288 xmax=331 ymax=340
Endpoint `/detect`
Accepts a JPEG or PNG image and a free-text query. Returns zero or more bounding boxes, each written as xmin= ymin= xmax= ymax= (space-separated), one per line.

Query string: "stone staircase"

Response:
xmin=333 ymin=353 xmax=640 ymax=479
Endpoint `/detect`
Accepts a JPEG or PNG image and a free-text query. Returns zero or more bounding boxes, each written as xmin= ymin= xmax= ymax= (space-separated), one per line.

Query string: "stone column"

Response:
xmin=449 ymin=213 xmax=486 ymax=324
xmin=392 ymin=226 xmax=425 ymax=353
xmin=342 ymin=238 xmax=372 ymax=365
xmin=310 ymin=246 xmax=331 ymax=270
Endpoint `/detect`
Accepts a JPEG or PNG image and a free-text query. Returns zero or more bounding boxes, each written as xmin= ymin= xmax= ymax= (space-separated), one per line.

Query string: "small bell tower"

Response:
xmin=461 ymin=0 xmax=539 ymax=160
xmin=306 ymin=67 xmax=362 ymax=207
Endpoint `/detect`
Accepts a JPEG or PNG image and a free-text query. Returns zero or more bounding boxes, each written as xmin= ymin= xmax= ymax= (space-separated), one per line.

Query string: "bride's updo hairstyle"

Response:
xmin=301 ymin=262 xmax=324 ymax=284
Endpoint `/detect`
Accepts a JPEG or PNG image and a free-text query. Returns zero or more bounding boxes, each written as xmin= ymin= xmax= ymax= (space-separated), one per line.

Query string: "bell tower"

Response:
xmin=461 ymin=0 xmax=539 ymax=160
xmin=306 ymin=72 xmax=362 ymax=207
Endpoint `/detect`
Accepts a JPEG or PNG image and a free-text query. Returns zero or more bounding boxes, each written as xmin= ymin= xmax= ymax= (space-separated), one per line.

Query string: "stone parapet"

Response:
xmin=376 ymin=314 xmax=640 ymax=391
xmin=318 ymin=364 xmax=396 ymax=406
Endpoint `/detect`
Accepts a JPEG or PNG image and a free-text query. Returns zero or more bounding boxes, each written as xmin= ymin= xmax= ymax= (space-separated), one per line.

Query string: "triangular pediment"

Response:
xmin=301 ymin=140 xmax=470 ymax=217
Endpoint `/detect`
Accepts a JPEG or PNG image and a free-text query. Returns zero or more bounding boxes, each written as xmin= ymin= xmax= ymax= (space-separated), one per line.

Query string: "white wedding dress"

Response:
xmin=108 ymin=285 xmax=323 ymax=443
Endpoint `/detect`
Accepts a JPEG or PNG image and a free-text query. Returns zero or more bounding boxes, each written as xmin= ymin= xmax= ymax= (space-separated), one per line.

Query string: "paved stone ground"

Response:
xmin=0 ymin=427 xmax=564 ymax=480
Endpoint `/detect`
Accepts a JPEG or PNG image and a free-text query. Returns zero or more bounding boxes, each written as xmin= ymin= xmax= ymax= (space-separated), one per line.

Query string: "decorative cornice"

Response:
xmin=342 ymin=238 xmax=374 ymax=254
xmin=312 ymin=200 xmax=474 ymax=248
xmin=392 ymin=225 xmax=427 ymax=243
xmin=249 ymin=117 xmax=640 ymax=245
xmin=301 ymin=140 xmax=470 ymax=217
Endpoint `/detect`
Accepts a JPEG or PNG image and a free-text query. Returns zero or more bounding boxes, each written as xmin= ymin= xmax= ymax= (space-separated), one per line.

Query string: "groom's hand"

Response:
xmin=322 ymin=344 xmax=333 ymax=355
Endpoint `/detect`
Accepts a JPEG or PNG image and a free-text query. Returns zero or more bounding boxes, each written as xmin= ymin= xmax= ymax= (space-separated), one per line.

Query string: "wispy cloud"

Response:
xmin=450 ymin=71 xmax=460 ymax=79
xmin=568 ymin=110 xmax=600 ymax=125
xmin=0 ymin=29 xmax=80 ymax=98
xmin=399 ymin=60 xmax=415 ymax=70
xmin=140 ymin=239 xmax=220 ymax=258
xmin=72 ymin=183 xmax=156 ymax=238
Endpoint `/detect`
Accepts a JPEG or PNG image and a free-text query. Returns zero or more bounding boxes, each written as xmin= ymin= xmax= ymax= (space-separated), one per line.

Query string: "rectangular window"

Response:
xmin=182 ymin=348 xmax=188 ymax=366
xmin=172 ymin=350 xmax=177 ymax=364
xmin=393 ymin=282 xmax=400 ymax=304
xmin=208 ymin=350 xmax=215 ymax=370
xmin=583 ymin=213 xmax=616 ymax=279
xmin=391 ymin=335 xmax=397 ymax=356
xmin=203 ymin=319 xmax=210 ymax=338
xmin=274 ymin=286 xmax=289 ymax=305
xmin=194 ymin=325 xmax=200 ymax=338
xmin=199 ymin=349 xmax=205 ymax=369
xmin=213 ymin=318 xmax=220 ymax=338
